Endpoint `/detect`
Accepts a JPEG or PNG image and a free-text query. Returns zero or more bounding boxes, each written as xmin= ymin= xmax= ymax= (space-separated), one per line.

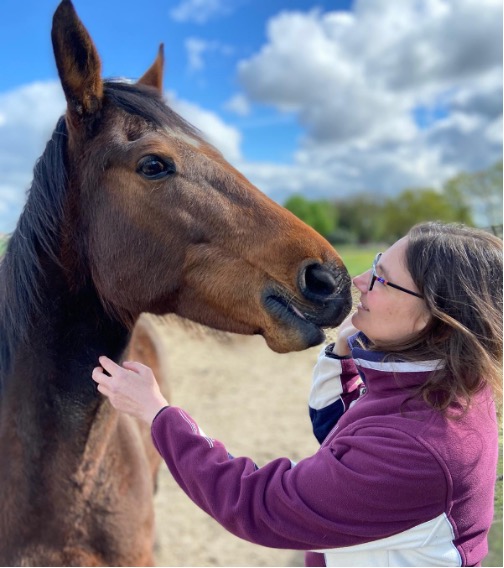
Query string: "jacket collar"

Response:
xmin=348 ymin=332 xmax=444 ymax=392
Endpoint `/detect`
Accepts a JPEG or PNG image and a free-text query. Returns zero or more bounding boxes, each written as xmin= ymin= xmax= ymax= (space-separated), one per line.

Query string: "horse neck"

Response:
xmin=0 ymin=112 xmax=131 ymax=409
xmin=0 ymin=243 xmax=130 ymax=418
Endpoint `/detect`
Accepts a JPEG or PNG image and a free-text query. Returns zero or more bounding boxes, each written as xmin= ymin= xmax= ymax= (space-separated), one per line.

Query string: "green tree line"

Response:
xmin=284 ymin=161 xmax=503 ymax=244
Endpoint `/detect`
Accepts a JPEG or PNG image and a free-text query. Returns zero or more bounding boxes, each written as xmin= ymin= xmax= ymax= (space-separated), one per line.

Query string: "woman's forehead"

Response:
xmin=380 ymin=237 xmax=411 ymax=279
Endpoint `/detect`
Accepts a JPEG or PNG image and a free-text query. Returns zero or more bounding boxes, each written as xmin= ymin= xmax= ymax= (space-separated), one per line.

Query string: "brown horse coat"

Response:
xmin=0 ymin=1 xmax=351 ymax=565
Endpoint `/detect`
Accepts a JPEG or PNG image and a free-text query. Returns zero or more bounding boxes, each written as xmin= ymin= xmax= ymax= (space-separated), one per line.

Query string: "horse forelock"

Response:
xmin=0 ymin=117 xmax=69 ymax=378
xmin=103 ymin=81 xmax=206 ymax=146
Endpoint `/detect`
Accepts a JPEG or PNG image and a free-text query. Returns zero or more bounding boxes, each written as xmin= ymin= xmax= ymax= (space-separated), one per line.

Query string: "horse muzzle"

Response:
xmin=262 ymin=261 xmax=352 ymax=352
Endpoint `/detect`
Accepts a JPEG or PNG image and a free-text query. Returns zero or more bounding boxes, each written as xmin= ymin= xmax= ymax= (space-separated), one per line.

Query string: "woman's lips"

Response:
xmin=357 ymin=301 xmax=370 ymax=312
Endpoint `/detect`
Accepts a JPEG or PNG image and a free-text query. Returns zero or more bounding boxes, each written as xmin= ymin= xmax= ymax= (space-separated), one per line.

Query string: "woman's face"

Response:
xmin=351 ymin=237 xmax=430 ymax=345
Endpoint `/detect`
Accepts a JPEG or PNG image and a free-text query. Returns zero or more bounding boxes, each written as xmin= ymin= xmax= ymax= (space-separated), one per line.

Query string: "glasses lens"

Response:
xmin=368 ymin=253 xmax=381 ymax=291
xmin=368 ymin=257 xmax=376 ymax=291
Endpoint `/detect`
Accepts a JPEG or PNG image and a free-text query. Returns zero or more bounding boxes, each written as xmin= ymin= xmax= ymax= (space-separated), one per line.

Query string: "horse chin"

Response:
xmin=262 ymin=324 xmax=326 ymax=354
xmin=166 ymin=300 xmax=324 ymax=353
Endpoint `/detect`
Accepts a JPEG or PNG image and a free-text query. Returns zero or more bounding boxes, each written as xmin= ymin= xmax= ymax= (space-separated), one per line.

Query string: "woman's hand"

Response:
xmin=92 ymin=356 xmax=169 ymax=424
xmin=334 ymin=314 xmax=359 ymax=356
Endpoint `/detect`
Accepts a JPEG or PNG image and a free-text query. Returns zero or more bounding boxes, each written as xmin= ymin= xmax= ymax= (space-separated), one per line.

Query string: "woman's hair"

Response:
xmin=382 ymin=221 xmax=502 ymax=413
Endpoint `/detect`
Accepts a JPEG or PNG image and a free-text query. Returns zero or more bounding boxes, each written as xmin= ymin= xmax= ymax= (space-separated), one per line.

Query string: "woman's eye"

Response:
xmin=137 ymin=156 xmax=176 ymax=180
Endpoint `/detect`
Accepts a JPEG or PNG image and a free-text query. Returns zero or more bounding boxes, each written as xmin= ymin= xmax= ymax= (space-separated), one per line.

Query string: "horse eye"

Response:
xmin=137 ymin=156 xmax=176 ymax=180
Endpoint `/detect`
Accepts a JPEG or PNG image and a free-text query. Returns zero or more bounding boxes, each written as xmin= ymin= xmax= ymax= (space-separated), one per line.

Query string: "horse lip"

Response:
xmin=263 ymin=287 xmax=352 ymax=334
xmin=263 ymin=293 xmax=323 ymax=342
xmin=264 ymin=294 xmax=312 ymax=325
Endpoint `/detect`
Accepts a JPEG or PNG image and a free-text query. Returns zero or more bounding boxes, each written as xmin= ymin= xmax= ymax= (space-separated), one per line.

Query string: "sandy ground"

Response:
xmin=142 ymin=315 xmax=338 ymax=567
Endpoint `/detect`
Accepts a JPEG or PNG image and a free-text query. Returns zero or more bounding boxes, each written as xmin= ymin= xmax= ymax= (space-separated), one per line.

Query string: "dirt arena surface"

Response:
xmin=146 ymin=315 xmax=338 ymax=567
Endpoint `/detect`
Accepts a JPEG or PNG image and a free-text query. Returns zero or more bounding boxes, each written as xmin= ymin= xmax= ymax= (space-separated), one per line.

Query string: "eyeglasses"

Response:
xmin=369 ymin=253 xmax=424 ymax=298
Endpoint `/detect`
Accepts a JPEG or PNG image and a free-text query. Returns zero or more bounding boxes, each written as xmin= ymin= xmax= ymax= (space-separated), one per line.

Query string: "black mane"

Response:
xmin=0 ymin=81 xmax=206 ymax=383
xmin=0 ymin=117 xmax=69 ymax=379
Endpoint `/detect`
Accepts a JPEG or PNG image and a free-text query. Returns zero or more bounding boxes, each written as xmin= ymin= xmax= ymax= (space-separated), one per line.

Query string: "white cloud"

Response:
xmin=234 ymin=0 xmax=502 ymax=201
xmin=224 ymin=93 xmax=251 ymax=116
xmin=185 ymin=37 xmax=233 ymax=73
xmin=168 ymin=91 xmax=243 ymax=162
xmin=185 ymin=38 xmax=207 ymax=72
xmin=170 ymin=0 xmax=233 ymax=24
xmin=0 ymin=81 xmax=65 ymax=232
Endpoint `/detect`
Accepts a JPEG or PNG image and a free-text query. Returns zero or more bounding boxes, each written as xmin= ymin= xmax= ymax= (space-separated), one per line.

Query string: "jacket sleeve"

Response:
xmin=151 ymin=406 xmax=447 ymax=551
xmin=309 ymin=343 xmax=364 ymax=443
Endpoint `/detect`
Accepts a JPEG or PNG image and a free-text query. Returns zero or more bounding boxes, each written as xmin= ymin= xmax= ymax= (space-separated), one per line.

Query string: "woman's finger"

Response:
xmin=91 ymin=366 xmax=109 ymax=384
xmin=91 ymin=367 xmax=106 ymax=381
xmin=96 ymin=383 xmax=112 ymax=397
xmin=98 ymin=355 xmax=123 ymax=376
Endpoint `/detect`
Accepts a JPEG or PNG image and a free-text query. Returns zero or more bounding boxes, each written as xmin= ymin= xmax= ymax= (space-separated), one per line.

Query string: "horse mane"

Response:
xmin=0 ymin=117 xmax=69 ymax=380
xmin=0 ymin=81 xmax=206 ymax=382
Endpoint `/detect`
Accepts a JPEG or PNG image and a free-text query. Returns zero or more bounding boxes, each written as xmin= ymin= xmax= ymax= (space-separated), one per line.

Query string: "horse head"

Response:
xmin=51 ymin=0 xmax=352 ymax=354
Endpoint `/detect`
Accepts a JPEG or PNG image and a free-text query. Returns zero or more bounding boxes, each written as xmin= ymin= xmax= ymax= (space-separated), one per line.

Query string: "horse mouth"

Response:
xmin=263 ymin=292 xmax=350 ymax=349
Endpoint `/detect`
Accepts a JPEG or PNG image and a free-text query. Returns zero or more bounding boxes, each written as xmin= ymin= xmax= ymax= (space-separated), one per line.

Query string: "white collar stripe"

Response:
xmin=353 ymin=358 xmax=444 ymax=373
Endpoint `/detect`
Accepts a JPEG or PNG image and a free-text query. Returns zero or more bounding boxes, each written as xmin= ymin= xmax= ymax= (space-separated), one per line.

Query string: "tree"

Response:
xmin=332 ymin=193 xmax=386 ymax=244
xmin=443 ymin=160 xmax=503 ymax=229
xmin=284 ymin=194 xmax=337 ymax=238
xmin=378 ymin=187 xmax=474 ymax=243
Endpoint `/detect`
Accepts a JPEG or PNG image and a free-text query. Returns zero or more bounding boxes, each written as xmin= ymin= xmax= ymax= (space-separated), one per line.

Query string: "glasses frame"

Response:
xmin=369 ymin=253 xmax=424 ymax=299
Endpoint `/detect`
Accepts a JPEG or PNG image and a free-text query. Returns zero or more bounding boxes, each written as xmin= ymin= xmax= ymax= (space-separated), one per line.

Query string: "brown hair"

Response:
xmin=378 ymin=222 xmax=502 ymax=413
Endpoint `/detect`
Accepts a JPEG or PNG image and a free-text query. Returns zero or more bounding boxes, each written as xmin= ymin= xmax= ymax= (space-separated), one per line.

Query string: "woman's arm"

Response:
xmin=91 ymin=354 xmax=446 ymax=552
xmin=150 ymin=405 xmax=446 ymax=551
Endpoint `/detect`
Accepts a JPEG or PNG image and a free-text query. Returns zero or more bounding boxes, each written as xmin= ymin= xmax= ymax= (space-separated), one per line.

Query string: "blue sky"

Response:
xmin=0 ymin=0 xmax=502 ymax=232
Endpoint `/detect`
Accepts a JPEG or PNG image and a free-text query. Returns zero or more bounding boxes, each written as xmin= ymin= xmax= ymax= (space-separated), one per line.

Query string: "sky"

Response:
xmin=0 ymin=0 xmax=502 ymax=233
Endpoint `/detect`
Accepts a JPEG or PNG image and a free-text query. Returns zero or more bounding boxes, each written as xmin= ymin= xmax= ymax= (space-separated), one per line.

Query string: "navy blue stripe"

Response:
xmin=310 ymin=398 xmax=345 ymax=444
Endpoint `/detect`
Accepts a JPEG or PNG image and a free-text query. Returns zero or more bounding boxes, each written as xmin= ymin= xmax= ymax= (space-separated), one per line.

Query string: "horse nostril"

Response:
xmin=302 ymin=263 xmax=337 ymax=298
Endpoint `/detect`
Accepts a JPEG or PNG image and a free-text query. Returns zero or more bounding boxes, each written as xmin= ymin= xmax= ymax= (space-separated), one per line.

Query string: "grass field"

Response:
xmin=483 ymin=434 xmax=503 ymax=567
xmin=336 ymin=243 xmax=377 ymax=277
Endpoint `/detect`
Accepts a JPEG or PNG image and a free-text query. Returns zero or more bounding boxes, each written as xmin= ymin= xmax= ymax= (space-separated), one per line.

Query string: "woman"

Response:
xmin=92 ymin=222 xmax=502 ymax=567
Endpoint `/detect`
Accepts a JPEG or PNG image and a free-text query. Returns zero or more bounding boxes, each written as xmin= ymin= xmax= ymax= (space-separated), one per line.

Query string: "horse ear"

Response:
xmin=51 ymin=0 xmax=103 ymax=126
xmin=137 ymin=44 xmax=164 ymax=93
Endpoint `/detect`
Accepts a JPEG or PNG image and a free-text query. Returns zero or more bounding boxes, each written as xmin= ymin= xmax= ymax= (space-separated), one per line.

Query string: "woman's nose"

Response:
xmin=353 ymin=270 xmax=369 ymax=292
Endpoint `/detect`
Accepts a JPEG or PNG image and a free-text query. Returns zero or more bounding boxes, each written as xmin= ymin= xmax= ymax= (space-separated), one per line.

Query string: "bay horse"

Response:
xmin=0 ymin=0 xmax=351 ymax=565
